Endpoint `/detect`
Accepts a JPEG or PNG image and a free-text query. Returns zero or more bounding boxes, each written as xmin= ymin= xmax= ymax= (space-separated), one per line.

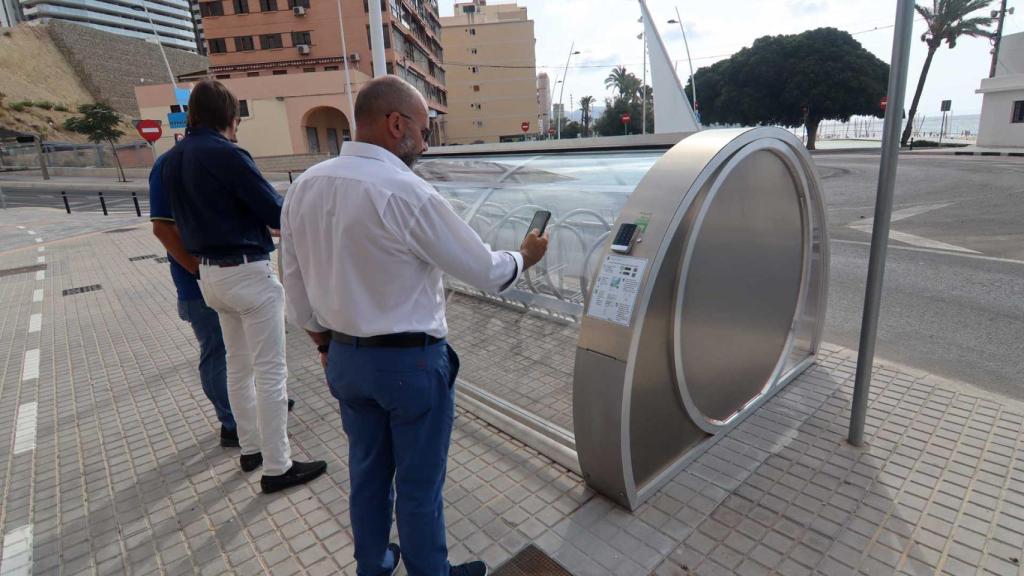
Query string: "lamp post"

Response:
xmin=557 ymin=43 xmax=581 ymax=139
xmin=668 ymin=8 xmax=697 ymax=113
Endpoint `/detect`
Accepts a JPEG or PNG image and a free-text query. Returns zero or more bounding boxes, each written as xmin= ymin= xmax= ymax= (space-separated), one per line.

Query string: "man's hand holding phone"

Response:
xmin=520 ymin=210 xmax=551 ymax=270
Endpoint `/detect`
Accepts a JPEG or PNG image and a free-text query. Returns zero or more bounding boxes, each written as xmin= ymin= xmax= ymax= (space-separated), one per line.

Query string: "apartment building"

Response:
xmin=440 ymin=0 xmax=537 ymax=144
xmin=537 ymin=71 xmax=551 ymax=134
xmin=197 ymin=0 xmax=448 ymax=125
xmin=1 ymin=0 xmax=198 ymax=51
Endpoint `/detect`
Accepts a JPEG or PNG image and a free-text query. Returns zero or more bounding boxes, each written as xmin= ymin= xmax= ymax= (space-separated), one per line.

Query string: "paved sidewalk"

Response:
xmin=0 ymin=209 xmax=1022 ymax=575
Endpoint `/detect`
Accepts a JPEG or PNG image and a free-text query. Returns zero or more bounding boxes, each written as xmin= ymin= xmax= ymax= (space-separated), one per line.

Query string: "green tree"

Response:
xmin=901 ymin=0 xmax=995 ymax=145
xmin=64 ymin=103 xmax=127 ymax=181
xmin=594 ymin=94 xmax=651 ymax=136
xmin=561 ymin=120 xmax=582 ymax=139
xmin=690 ymin=28 xmax=889 ymax=149
xmin=604 ymin=66 xmax=643 ymax=103
xmin=579 ymin=95 xmax=595 ymax=137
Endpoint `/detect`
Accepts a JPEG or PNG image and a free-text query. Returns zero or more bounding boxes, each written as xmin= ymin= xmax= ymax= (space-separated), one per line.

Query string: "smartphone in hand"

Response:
xmin=525 ymin=210 xmax=551 ymax=240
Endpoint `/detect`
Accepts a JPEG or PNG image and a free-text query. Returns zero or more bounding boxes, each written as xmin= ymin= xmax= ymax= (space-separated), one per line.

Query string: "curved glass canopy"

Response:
xmin=413 ymin=150 xmax=664 ymax=437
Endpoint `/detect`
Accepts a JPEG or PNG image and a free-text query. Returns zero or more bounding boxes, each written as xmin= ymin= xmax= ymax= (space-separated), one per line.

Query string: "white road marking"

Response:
xmin=833 ymin=239 xmax=1024 ymax=265
xmin=26 ymin=231 xmax=34 ymax=236
xmin=21 ymin=349 xmax=38 ymax=381
xmin=34 ymin=238 xmax=41 ymax=244
xmin=36 ymin=256 xmax=44 ymax=264
xmin=0 ymin=525 xmax=33 ymax=576
xmin=31 ymin=289 xmax=43 ymax=303
xmin=28 ymin=314 xmax=41 ymax=333
xmin=12 ymin=402 xmax=37 ymax=454
xmin=16 ymin=226 xmax=24 ymax=229
xmin=850 ymin=202 xmax=954 ymax=227
xmin=37 ymin=247 xmax=44 ymax=253
xmin=848 ymin=224 xmax=982 ymax=254
xmin=34 ymin=271 xmax=44 ymax=281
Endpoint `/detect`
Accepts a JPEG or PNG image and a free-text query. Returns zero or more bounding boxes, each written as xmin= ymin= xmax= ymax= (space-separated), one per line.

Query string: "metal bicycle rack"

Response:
xmin=417 ymin=127 xmax=829 ymax=510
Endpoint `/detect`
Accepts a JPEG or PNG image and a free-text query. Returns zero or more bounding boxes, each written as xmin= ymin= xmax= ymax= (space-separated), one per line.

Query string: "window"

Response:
xmin=207 ymin=38 xmax=227 ymax=53
xmin=239 ymin=100 xmax=250 ymax=117
xmin=288 ymin=0 xmax=308 ymax=7
xmin=470 ymin=103 xmax=481 ymax=110
xmin=215 ymin=74 xmax=231 ymax=79
xmin=291 ymin=31 xmax=311 ymax=46
xmin=234 ymin=36 xmax=254 ymax=51
xmin=324 ymin=65 xmax=339 ymax=71
xmin=470 ymin=66 xmax=478 ymax=74
xmin=366 ymin=24 xmax=390 ymax=49
xmin=272 ymin=69 xmax=287 ymax=75
xmin=233 ymin=0 xmax=248 ymax=13
xmin=259 ymin=0 xmax=276 ymax=10
xmin=472 ymin=85 xmax=480 ymax=92
xmin=470 ymin=48 xmax=477 ymax=54
xmin=306 ymin=126 xmax=320 ymax=153
xmin=247 ymin=71 xmax=260 ymax=77
xmin=199 ymin=1 xmax=223 ymax=16
xmin=303 ymin=67 xmax=315 ymax=73
xmin=1013 ymin=101 xmax=1024 ymax=124
xmin=260 ymin=33 xmax=283 ymax=49
xmin=473 ymin=120 xmax=484 ymax=128
xmin=469 ymin=28 xmax=476 ymax=35
xmin=170 ymin=104 xmax=188 ymax=113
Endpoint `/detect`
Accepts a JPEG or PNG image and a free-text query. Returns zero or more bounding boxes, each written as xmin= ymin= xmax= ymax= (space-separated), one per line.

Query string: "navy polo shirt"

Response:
xmin=150 ymin=151 xmax=203 ymax=301
xmin=161 ymin=127 xmax=281 ymax=258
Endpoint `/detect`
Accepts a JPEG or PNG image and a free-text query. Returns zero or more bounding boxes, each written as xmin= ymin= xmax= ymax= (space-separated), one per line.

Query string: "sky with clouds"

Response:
xmin=439 ymin=0 xmax=1022 ymax=117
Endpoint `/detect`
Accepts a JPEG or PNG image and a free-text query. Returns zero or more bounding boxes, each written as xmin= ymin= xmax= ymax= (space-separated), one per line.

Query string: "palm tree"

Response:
xmin=580 ymin=95 xmax=595 ymax=137
xmin=901 ymin=0 xmax=995 ymax=145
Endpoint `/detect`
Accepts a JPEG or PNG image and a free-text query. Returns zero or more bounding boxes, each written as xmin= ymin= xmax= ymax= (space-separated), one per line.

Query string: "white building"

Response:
xmin=1 ymin=0 xmax=198 ymax=52
xmin=976 ymin=31 xmax=1024 ymax=148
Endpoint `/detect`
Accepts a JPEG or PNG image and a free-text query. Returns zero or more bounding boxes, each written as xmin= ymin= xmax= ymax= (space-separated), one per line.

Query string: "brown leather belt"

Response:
xmin=331 ymin=331 xmax=443 ymax=348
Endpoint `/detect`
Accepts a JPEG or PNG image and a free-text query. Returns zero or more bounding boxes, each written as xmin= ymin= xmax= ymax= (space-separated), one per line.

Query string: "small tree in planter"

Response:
xmin=64 ymin=103 xmax=127 ymax=182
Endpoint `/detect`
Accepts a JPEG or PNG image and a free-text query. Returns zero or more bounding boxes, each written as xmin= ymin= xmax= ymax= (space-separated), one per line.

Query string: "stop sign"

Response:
xmin=547 ymin=127 xmax=556 ymax=136
xmin=521 ymin=121 xmax=530 ymax=133
xmin=136 ymin=119 xmax=163 ymax=143
xmin=621 ymin=113 xmax=631 ymax=124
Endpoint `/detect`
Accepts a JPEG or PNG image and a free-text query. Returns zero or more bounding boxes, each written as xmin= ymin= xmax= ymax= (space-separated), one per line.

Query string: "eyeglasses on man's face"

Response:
xmin=387 ymin=111 xmax=431 ymax=143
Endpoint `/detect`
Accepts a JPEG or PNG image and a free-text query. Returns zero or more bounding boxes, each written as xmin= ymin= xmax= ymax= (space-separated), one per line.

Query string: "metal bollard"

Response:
xmin=98 ymin=191 xmax=108 ymax=216
xmin=132 ymin=192 xmax=141 ymax=217
xmin=288 ymin=171 xmax=293 ymax=183
xmin=62 ymin=191 xmax=71 ymax=214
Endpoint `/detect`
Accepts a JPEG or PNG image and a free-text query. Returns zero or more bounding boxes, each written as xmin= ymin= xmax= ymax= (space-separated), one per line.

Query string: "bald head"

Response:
xmin=354 ymin=75 xmax=430 ymax=166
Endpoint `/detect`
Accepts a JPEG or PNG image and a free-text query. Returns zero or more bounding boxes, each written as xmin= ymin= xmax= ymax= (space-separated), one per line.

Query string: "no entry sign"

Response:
xmin=521 ymin=121 xmax=530 ymax=133
xmin=135 ymin=119 xmax=163 ymax=143
xmin=621 ymin=113 xmax=631 ymax=124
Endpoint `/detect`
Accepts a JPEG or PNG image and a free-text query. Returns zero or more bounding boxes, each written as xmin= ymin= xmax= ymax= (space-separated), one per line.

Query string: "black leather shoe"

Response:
xmin=450 ymin=561 xmax=488 ymax=576
xmin=240 ymin=452 xmax=262 ymax=472
xmin=260 ymin=460 xmax=327 ymax=493
xmin=387 ymin=542 xmax=401 ymax=576
xmin=288 ymin=398 xmax=295 ymax=412
xmin=220 ymin=426 xmax=240 ymax=448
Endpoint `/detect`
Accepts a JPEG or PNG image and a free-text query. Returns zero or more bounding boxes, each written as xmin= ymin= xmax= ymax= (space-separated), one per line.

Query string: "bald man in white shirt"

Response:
xmin=281 ymin=76 xmax=548 ymax=576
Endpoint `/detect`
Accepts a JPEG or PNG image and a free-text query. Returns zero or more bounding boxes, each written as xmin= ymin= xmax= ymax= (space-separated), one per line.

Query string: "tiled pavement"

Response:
xmin=0 ymin=207 xmax=1022 ymax=575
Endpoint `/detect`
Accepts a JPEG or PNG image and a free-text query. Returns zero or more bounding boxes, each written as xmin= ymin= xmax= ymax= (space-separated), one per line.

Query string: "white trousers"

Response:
xmin=199 ymin=259 xmax=292 ymax=476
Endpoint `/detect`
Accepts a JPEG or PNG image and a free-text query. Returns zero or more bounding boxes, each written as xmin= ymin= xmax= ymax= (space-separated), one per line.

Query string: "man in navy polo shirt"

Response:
xmin=150 ymin=148 xmax=239 ymax=447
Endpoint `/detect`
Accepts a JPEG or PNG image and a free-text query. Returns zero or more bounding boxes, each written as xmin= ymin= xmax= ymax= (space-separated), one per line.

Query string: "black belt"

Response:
xmin=199 ymin=253 xmax=270 ymax=267
xmin=332 ymin=331 xmax=443 ymax=348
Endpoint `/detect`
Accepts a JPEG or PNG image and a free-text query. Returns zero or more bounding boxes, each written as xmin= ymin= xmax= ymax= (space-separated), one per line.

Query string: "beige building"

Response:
xmin=440 ymin=0 xmax=537 ymax=144
xmin=537 ymin=72 xmax=551 ymax=134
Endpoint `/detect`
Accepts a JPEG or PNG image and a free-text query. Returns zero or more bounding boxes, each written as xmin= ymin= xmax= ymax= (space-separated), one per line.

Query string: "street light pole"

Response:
xmin=639 ymin=32 xmax=647 ymax=135
xmin=848 ymin=0 xmax=915 ymax=447
xmin=669 ymin=7 xmax=697 ymax=112
xmin=138 ymin=0 xmax=177 ymax=90
xmin=557 ymin=42 xmax=580 ymax=140
xmin=335 ymin=0 xmax=357 ymax=141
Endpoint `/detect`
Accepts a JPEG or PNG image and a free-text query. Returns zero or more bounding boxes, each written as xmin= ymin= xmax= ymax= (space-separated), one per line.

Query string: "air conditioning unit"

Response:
xmin=297 ymin=44 xmax=310 ymax=55
xmin=348 ymin=52 xmax=361 ymax=62
xmin=292 ymin=5 xmax=305 ymax=15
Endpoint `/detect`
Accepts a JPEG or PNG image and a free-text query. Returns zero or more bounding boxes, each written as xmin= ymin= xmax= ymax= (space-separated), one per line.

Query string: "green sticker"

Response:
xmin=635 ymin=214 xmax=651 ymax=234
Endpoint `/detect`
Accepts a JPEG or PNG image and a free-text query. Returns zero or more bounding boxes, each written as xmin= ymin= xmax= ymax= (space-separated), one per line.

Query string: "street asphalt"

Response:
xmin=2 ymin=152 xmax=1022 ymax=399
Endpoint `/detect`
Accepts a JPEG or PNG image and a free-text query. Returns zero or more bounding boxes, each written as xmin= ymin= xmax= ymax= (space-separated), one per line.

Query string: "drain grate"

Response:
xmin=63 ymin=284 xmax=103 ymax=296
xmin=154 ymin=256 xmax=169 ymax=264
xmin=128 ymin=254 xmax=159 ymax=262
xmin=0 ymin=264 xmax=47 ymax=278
xmin=104 ymin=227 xmax=138 ymax=234
xmin=491 ymin=545 xmax=575 ymax=576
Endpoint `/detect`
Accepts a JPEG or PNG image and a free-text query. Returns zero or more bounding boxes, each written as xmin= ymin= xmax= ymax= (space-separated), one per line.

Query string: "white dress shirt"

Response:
xmin=281 ymin=141 xmax=523 ymax=339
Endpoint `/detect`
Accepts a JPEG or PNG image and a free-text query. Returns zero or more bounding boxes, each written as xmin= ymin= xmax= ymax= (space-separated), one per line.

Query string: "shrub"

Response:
xmin=34 ymin=101 xmax=54 ymax=110
xmin=54 ymin=104 xmax=69 ymax=112
xmin=9 ymin=101 xmax=29 ymax=112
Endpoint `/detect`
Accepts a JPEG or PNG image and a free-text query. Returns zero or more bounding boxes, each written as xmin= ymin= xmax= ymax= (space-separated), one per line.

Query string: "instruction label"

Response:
xmin=587 ymin=255 xmax=648 ymax=327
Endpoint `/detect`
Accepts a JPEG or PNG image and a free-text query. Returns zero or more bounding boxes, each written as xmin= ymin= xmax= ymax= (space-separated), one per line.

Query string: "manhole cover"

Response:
xmin=0 ymin=264 xmax=47 ymax=278
xmin=63 ymin=284 xmax=102 ymax=296
xmin=128 ymin=254 xmax=159 ymax=262
xmin=154 ymin=256 xmax=169 ymax=264
xmin=491 ymin=545 xmax=575 ymax=576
